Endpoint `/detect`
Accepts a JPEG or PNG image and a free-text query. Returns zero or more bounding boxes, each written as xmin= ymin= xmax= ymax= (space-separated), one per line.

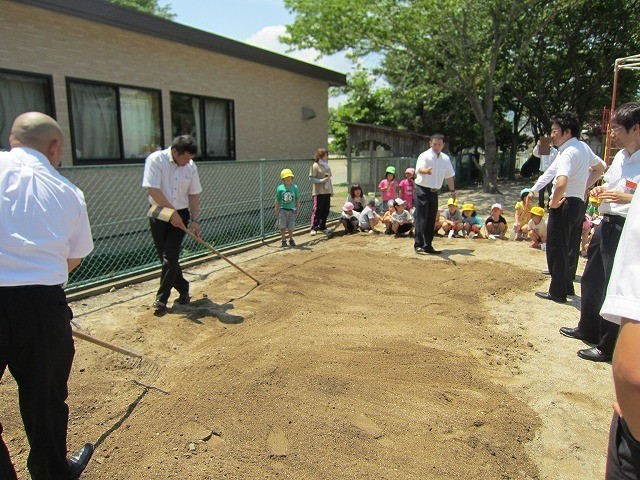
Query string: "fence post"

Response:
xmin=259 ymin=161 xmax=265 ymax=239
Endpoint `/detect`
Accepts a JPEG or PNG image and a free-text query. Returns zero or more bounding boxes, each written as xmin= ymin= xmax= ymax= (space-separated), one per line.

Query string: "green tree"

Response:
xmin=283 ymin=0 xmax=558 ymax=192
xmin=109 ymin=0 xmax=175 ymax=19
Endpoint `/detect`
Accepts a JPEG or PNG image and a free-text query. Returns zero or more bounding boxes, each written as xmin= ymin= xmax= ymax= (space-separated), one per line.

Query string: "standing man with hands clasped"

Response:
xmin=0 ymin=113 xmax=95 ymax=479
xmin=142 ymin=135 xmax=202 ymax=311
xmin=413 ymin=133 xmax=456 ymax=254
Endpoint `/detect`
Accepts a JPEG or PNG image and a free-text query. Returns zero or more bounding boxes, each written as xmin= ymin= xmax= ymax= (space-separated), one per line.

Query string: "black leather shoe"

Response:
xmin=175 ymin=292 xmax=190 ymax=305
xmin=152 ymin=300 xmax=167 ymax=311
xmin=68 ymin=443 xmax=94 ymax=479
xmin=559 ymin=327 xmax=584 ymax=340
xmin=577 ymin=347 xmax=612 ymax=362
xmin=535 ymin=291 xmax=567 ymax=303
xmin=424 ymin=246 xmax=442 ymax=254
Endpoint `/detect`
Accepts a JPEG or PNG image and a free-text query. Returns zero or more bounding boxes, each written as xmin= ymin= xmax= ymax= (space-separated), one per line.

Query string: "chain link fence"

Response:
xmin=62 ymin=152 xmax=514 ymax=292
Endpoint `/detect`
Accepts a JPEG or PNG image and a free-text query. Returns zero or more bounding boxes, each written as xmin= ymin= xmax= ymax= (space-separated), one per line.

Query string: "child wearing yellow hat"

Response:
xmin=522 ymin=206 xmax=547 ymax=249
xmin=442 ymin=198 xmax=463 ymax=238
xmin=461 ymin=203 xmax=483 ymax=239
xmin=275 ymin=168 xmax=300 ymax=247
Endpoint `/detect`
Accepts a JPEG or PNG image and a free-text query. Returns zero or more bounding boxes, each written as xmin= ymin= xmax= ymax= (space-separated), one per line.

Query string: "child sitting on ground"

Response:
xmin=581 ymin=196 xmax=600 ymax=256
xmin=382 ymin=199 xmax=396 ymax=234
xmin=275 ymin=168 xmax=300 ymax=247
xmin=347 ymin=183 xmax=367 ymax=213
xmin=441 ymin=198 xmax=463 ymax=238
xmin=434 ymin=209 xmax=443 ymax=236
xmin=358 ymin=198 xmax=383 ymax=233
xmin=485 ymin=203 xmax=508 ymax=239
xmin=522 ymin=206 xmax=547 ymax=249
xmin=340 ymin=202 xmax=359 ymax=234
xmin=398 ymin=168 xmax=415 ymax=209
xmin=512 ymin=188 xmax=533 ymax=240
xmin=378 ymin=166 xmax=399 ymax=212
xmin=461 ymin=203 xmax=484 ymax=239
xmin=390 ymin=198 xmax=414 ymax=237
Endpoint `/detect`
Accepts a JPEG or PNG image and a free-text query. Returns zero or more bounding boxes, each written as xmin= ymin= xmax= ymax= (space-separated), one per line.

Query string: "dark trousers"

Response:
xmin=0 ymin=285 xmax=75 ymax=480
xmin=570 ymin=199 xmax=588 ymax=282
xmin=577 ymin=217 xmax=624 ymax=355
xmin=311 ymin=194 xmax=331 ymax=231
xmin=546 ymin=197 xmax=583 ymax=299
xmin=538 ymin=183 xmax=552 ymax=208
xmin=414 ymin=186 xmax=438 ymax=250
xmin=149 ymin=208 xmax=190 ymax=304
xmin=606 ymin=412 xmax=640 ymax=479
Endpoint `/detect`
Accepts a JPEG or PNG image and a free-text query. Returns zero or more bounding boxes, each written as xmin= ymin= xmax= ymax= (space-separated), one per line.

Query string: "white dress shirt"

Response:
xmin=601 ymin=190 xmax=640 ymax=325
xmin=554 ymin=138 xmax=601 ymax=199
xmin=0 ymin=147 xmax=94 ymax=285
xmin=414 ymin=148 xmax=455 ymax=189
xmin=598 ymin=148 xmax=640 ymax=217
xmin=142 ymin=148 xmax=202 ymax=209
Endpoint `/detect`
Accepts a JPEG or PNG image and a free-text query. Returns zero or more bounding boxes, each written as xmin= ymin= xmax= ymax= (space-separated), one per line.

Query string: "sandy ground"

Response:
xmin=1 ymin=182 xmax=615 ymax=479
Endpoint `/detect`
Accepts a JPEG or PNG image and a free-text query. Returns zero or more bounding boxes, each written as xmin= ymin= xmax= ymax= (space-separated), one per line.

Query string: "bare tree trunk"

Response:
xmin=483 ymin=121 xmax=500 ymax=193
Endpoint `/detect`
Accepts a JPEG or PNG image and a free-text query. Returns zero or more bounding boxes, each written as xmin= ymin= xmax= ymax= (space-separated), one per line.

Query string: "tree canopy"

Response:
xmin=109 ymin=0 xmax=175 ymax=20
xmin=284 ymin=0 xmax=640 ymax=190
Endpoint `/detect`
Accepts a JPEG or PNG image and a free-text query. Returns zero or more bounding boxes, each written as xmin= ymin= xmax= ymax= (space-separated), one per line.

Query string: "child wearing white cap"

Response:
xmin=382 ymin=199 xmax=396 ymax=234
xmin=390 ymin=198 xmax=414 ymax=237
xmin=485 ymin=203 xmax=508 ymax=239
xmin=340 ymin=202 xmax=359 ymax=234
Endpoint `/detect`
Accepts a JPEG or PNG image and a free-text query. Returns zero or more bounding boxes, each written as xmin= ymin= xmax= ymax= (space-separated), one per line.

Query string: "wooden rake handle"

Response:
xmin=72 ymin=329 xmax=142 ymax=359
xmin=180 ymin=226 xmax=261 ymax=285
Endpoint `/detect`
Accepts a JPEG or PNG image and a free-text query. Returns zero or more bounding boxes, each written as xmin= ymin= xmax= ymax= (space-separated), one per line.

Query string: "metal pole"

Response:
xmin=259 ymin=162 xmax=265 ymax=238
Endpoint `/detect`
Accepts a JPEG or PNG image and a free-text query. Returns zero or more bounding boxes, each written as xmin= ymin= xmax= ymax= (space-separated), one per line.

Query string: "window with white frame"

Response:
xmin=170 ymin=92 xmax=235 ymax=160
xmin=0 ymin=70 xmax=54 ymax=150
xmin=68 ymin=80 xmax=162 ymax=163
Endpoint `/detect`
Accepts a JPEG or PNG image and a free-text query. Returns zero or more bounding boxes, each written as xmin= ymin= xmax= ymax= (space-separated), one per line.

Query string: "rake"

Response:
xmin=147 ymin=206 xmax=261 ymax=285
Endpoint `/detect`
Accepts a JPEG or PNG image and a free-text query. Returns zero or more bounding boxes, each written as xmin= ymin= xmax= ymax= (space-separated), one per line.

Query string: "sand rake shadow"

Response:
xmin=172 ymin=297 xmax=245 ymax=325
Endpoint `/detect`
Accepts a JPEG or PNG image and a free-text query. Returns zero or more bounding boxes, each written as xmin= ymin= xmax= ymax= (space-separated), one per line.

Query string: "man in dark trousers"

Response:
xmin=0 ymin=112 xmax=95 ymax=479
xmin=413 ymin=134 xmax=456 ymax=254
xmin=560 ymin=102 xmax=640 ymax=361
xmin=142 ymin=135 xmax=202 ymax=311
xmin=600 ymin=183 xmax=640 ymax=480
xmin=535 ymin=112 xmax=605 ymax=303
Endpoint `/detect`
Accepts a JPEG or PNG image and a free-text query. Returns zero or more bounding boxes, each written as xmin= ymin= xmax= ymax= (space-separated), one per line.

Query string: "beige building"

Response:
xmin=0 ymin=0 xmax=346 ymax=165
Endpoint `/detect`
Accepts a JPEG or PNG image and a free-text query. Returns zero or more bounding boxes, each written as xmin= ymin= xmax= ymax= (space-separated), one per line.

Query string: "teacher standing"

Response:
xmin=309 ymin=147 xmax=333 ymax=235
xmin=413 ymin=134 xmax=456 ymax=254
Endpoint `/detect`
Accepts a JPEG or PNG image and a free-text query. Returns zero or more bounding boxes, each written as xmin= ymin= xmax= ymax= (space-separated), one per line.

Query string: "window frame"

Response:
xmin=66 ymin=77 xmax=164 ymax=165
xmin=0 ymin=68 xmax=55 ymax=149
xmin=170 ymin=90 xmax=236 ymax=161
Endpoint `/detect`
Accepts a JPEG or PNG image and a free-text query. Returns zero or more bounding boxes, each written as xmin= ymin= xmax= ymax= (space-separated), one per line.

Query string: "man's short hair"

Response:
xmin=430 ymin=133 xmax=445 ymax=142
xmin=171 ymin=135 xmax=198 ymax=155
xmin=550 ymin=112 xmax=580 ymax=138
xmin=611 ymin=102 xmax=640 ymax=131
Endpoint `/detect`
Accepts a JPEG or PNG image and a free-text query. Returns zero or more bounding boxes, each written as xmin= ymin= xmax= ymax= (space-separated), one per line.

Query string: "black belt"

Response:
xmin=602 ymin=214 xmax=625 ymax=226
xmin=418 ymin=186 xmax=440 ymax=192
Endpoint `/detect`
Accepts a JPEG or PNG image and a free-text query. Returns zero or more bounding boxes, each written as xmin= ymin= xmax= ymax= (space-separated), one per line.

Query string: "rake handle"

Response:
xmin=72 ymin=329 xmax=142 ymax=359
xmin=180 ymin=226 xmax=261 ymax=285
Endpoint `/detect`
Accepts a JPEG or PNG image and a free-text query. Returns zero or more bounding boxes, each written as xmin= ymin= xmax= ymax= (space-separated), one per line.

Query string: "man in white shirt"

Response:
xmin=142 ymin=135 xmax=202 ymax=311
xmin=535 ymin=112 xmax=605 ymax=303
xmin=559 ymin=102 xmax=640 ymax=362
xmin=0 ymin=113 xmax=94 ymax=479
xmin=600 ymin=180 xmax=640 ymax=479
xmin=413 ymin=134 xmax=456 ymax=254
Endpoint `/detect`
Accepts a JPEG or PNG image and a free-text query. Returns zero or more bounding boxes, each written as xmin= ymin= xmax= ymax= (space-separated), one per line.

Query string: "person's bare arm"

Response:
xmin=188 ymin=194 xmax=201 ymax=237
xmin=613 ymin=318 xmax=640 ymax=440
xmin=586 ymin=162 xmax=606 ymax=190
xmin=446 ymin=177 xmax=456 ymax=200
xmin=67 ymin=258 xmax=82 ymax=272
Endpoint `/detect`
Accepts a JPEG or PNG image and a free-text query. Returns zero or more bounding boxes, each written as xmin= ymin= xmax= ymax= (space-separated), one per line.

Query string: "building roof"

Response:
xmin=12 ymin=0 xmax=347 ymax=86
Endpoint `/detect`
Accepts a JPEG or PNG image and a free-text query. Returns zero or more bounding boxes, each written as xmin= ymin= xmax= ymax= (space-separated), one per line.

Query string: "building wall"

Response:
xmin=0 ymin=0 xmax=330 ymax=164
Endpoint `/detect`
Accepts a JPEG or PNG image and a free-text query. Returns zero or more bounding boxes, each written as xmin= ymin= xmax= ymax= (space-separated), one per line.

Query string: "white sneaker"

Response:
xmin=368 ymin=229 xmax=374 ymax=234
xmin=448 ymin=230 xmax=455 ymax=238
xmin=540 ymin=243 xmax=547 ymax=251
xmin=488 ymin=234 xmax=496 ymax=240
xmin=470 ymin=232 xmax=476 ymax=239
xmin=310 ymin=230 xmax=317 ymax=236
